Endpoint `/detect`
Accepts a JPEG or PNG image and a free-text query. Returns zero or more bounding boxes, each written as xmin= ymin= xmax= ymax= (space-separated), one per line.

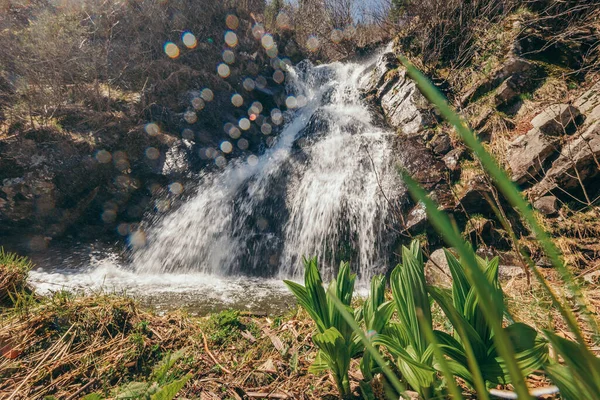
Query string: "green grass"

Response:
xmin=0 ymin=247 xmax=33 ymax=307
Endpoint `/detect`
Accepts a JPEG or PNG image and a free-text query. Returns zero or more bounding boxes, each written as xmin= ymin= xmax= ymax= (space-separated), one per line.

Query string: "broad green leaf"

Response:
xmin=544 ymin=330 xmax=600 ymax=397
xmin=81 ymin=395 xmax=102 ymax=400
xmin=150 ymin=374 xmax=191 ymax=400
xmin=304 ymin=257 xmax=331 ymax=331
xmin=115 ymin=381 xmax=150 ymax=399
xmin=444 ymin=249 xmax=470 ymax=313
xmin=151 ymin=349 xmax=186 ymax=384
xmin=308 ymin=350 xmax=329 ymax=374
xmin=313 ymin=327 xmax=352 ymax=396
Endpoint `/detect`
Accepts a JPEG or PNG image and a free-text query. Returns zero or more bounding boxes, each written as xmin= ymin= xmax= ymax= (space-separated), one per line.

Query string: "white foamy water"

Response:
xmin=132 ymin=54 xmax=402 ymax=280
xmin=28 ymin=246 xmax=292 ymax=314
xmin=28 ymin=50 xmax=403 ymax=309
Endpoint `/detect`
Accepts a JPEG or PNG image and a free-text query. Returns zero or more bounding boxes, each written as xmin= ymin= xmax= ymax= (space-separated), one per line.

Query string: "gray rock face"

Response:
xmin=533 ymin=195 xmax=559 ymax=215
xmin=507 ymin=127 xmax=559 ymax=184
xmin=425 ymin=248 xmax=452 ymax=287
xmin=0 ymin=123 xmax=178 ymax=242
xmin=530 ymin=104 xmax=580 ymax=136
xmin=530 ymin=121 xmax=600 ymax=198
xmin=575 ymin=81 xmax=600 ymax=115
xmin=495 ymin=77 xmax=520 ymax=106
xmin=361 ymin=51 xmax=434 ymax=135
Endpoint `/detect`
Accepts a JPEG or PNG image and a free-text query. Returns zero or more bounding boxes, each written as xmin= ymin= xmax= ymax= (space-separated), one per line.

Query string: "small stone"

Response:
xmin=443 ymin=148 xmax=466 ymax=171
xmin=498 ymin=265 xmax=526 ymax=280
xmin=533 ymin=195 xmax=559 ymax=215
xmin=425 ymin=248 xmax=452 ymax=287
xmin=495 ymin=77 xmax=520 ymax=106
xmin=536 ymin=256 xmax=553 ymax=268
xmin=430 ymin=133 xmax=452 ymax=155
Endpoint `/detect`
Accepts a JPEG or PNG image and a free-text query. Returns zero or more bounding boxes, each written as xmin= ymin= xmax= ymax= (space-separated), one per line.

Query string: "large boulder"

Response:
xmin=574 ymin=81 xmax=600 ymax=115
xmin=530 ymin=104 xmax=580 ymax=136
xmin=361 ymin=51 xmax=435 ymax=135
xmin=507 ymin=127 xmax=559 ymax=184
xmin=530 ymin=121 xmax=600 ymax=199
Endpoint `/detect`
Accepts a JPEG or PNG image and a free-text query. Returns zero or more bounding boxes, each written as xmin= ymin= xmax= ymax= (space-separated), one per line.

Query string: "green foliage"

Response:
xmin=358 ymin=274 xmax=394 ymax=380
xmin=429 ymin=251 xmax=548 ymax=387
xmin=207 ymin=309 xmax=250 ymax=346
xmin=396 ymin=56 xmax=600 ymax=399
xmin=372 ymin=242 xmax=440 ymax=398
xmin=0 ymin=247 xmax=33 ymax=307
xmin=544 ymin=331 xmax=600 ymax=400
xmin=86 ymin=350 xmax=190 ymax=400
xmin=284 ymin=258 xmax=362 ymax=398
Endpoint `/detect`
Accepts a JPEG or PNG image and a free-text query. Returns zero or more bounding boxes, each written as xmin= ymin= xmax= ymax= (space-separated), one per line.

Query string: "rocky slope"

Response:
xmin=359 ymin=16 xmax=600 ymax=270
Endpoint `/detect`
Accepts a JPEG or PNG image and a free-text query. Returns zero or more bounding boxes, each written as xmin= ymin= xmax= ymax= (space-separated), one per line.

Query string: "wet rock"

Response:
xmin=533 ymin=195 xmax=559 ymax=215
xmin=359 ymin=52 xmax=399 ymax=94
xmin=404 ymin=203 xmax=427 ymax=232
xmin=0 ymin=120 xmax=177 ymax=242
xmin=530 ymin=121 xmax=600 ymax=199
xmin=507 ymin=127 xmax=559 ymax=184
xmin=380 ymin=69 xmax=434 ymax=135
xmin=530 ymin=104 xmax=581 ymax=136
xmin=430 ymin=133 xmax=452 ymax=155
xmin=397 ymin=137 xmax=446 ymax=190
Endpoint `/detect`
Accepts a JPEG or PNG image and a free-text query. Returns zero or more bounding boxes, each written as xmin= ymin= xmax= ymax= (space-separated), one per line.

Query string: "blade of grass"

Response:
xmin=399 ymin=170 xmax=533 ymax=399
xmin=398 ymin=55 xmax=596 ymax=343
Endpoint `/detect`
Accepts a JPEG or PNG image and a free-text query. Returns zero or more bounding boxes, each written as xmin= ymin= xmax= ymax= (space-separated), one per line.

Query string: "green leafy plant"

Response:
xmin=358 ymin=274 xmax=394 ymax=381
xmin=85 ymin=350 xmax=191 ymax=400
xmin=284 ymin=258 xmax=362 ymax=398
xmin=544 ymin=331 xmax=600 ymax=400
xmin=371 ymin=242 xmax=442 ymax=399
xmin=429 ymin=250 xmax=548 ymax=387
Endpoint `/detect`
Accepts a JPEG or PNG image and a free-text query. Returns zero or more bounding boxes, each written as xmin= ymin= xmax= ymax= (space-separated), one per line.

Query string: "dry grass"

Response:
xmin=0 ymin=249 xmax=32 ymax=306
xmin=0 ymin=287 xmax=338 ymax=399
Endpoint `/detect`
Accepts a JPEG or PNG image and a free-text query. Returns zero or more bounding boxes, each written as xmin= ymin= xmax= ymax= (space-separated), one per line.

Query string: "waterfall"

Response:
xmin=132 ymin=54 xmax=404 ymax=280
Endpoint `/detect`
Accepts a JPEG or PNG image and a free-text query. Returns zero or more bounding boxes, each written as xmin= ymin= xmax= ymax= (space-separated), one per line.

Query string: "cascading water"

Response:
xmin=132 ymin=56 xmax=403 ymax=280
xmin=28 ymin=50 xmax=407 ymax=312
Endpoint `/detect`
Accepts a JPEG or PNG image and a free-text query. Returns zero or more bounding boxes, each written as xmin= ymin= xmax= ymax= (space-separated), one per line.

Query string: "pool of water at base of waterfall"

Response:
xmin=25 ymin=241 xmax=298 ymax=316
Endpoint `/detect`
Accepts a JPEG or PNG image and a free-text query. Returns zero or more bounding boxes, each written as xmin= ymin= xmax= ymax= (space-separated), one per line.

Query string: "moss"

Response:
xmin=0 ymin=248 xmax=33 ymax=307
